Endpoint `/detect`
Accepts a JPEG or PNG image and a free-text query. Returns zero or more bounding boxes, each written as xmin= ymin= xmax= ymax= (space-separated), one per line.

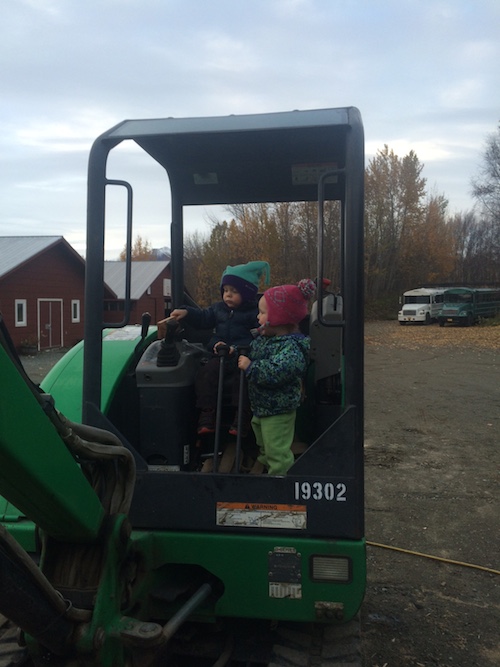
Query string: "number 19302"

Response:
xmin=294 ymin=481 xmax=347 ymax=502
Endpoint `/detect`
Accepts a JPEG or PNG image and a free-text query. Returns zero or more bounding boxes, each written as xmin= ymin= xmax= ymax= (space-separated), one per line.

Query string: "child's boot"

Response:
xmin=228 ymin=409 xmax=252 ymax=438
xmin=197 ymin=408 xmax=216 ymax=435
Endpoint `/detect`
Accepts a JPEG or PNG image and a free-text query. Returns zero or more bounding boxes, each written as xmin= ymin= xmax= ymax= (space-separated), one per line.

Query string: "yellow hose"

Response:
xmin=366 ymin=541 xmax=500 ymax=576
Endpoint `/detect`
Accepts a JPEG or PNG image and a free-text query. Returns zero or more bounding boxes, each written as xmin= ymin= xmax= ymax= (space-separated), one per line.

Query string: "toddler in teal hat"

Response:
xmin=170 ymin=260 xmax=270 ymax=437
xmin=220 ymin=260 xmax=271 ymax=303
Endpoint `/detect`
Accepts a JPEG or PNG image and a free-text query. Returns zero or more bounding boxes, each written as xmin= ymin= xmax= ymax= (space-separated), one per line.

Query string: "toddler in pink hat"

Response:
xmin=238 ymin=278 xmax=316 ymax=475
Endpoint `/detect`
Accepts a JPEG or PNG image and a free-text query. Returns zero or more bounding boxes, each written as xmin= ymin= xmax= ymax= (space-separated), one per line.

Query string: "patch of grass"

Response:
xmin=478 ymin=314 xmax=500 ymax=327
xmin=365 ymin=296 xmax=399 ymax=321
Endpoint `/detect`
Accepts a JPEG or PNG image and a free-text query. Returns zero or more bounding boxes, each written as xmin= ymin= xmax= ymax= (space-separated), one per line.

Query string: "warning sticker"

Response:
xmin=216 ymin=502 xmax=307 ymax=529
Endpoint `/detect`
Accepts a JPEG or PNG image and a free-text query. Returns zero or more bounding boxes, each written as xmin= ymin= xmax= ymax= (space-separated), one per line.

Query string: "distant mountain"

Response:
xmin=152 ymin=246 xmax=171 ymax=261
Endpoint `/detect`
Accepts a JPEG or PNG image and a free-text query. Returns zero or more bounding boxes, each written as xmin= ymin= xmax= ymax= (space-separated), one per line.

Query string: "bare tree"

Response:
xmin=448 ymin=210 xmax=500 ymax=284
xmin=471 ymin=123 xmax=500 ymax=220
xmin=470 ymin=123 xmax=500 ymax=279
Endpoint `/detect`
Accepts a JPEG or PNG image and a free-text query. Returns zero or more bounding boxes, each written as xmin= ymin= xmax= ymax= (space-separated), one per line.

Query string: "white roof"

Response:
xmin=403 ymin=287 xmax=446 ymax=296
xmin=0 ymin=236 xmax=75 ymax=279
xmin=104 ymin=261 xmax=170 ymax=299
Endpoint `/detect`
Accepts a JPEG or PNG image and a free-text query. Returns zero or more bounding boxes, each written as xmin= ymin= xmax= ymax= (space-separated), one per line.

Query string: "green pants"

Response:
xmin=251 ymin=411 xmax=296 ymax=476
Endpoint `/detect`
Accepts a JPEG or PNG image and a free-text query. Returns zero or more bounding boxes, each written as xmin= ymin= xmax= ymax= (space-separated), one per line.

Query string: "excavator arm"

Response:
xmin=0 ymin=334 xmax=104 ymax=543
xmin=0 ymin=315 xmax=166 ymax=665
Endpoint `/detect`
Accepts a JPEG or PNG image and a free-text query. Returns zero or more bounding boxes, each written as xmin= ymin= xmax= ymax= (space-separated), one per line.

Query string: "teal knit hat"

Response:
xmin=220 ymin=260 xmax=271 ymax=302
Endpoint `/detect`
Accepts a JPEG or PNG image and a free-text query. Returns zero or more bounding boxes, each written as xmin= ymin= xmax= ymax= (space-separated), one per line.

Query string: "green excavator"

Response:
xmin=0 ymin=107 xmax=365 ymax=666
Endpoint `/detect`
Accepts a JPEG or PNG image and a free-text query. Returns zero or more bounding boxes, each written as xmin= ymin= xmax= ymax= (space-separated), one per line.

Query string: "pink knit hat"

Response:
xmin=264 ymin=278 xmax=316 ymax=327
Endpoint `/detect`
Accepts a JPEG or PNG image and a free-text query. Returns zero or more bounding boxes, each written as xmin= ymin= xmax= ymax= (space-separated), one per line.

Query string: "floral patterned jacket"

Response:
xmin=245 ymin=333 xmax=310 ymax=417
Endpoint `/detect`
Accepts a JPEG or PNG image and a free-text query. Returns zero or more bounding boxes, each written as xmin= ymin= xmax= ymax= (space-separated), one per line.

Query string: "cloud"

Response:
xmin=0 ymin=0 xmax=498 ymax=253
xmin=19 ymin=0 xmax=62 ymax=16
xmin=440 ymin=79 xmax=486 ymax=108
xmin=15 ymin=110 xmax=114 ymax=153
xmin=366 ymin=140 xmax=452 ymax=163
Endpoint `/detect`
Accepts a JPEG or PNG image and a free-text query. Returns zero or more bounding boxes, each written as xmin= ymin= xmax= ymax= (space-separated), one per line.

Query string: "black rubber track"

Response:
xmin=0 ymin=615 xmax=361 ymax=666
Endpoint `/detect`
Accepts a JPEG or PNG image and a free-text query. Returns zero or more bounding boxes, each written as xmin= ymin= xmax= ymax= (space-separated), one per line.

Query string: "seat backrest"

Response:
xmin=309 ymin=293 xmax=343 ymax=383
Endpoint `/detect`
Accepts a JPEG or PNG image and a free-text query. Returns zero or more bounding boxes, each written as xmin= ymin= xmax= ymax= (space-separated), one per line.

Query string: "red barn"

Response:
xmin=0 ymin=236 xmax=115 ymax=352
xmin=0 ymin=237 xmax=171 ymax=353
xmin=103 ymin=261 xmax=171 ymax=326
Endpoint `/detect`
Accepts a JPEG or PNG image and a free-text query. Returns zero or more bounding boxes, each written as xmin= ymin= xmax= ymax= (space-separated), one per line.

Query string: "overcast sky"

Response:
xmin=1 ymin=0 xmax=499 ymax=259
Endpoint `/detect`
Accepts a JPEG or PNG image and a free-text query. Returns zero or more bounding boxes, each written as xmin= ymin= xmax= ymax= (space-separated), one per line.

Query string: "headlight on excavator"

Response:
xmin=310 ymin=556 xmax=351 ymax=582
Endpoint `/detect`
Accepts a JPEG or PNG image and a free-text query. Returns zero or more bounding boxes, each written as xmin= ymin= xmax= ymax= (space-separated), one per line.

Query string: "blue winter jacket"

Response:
xmin=183 ymin=300 xmax=258 ymax=352
xmin=245 ymin=333 xmax=310 ymax=417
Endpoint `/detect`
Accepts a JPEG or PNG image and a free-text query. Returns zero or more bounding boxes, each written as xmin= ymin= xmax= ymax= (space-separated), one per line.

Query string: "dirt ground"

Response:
xmin=362 ymin=320 xmax=499 ymax=667
xmin=20 ymin=321 xmax=500 ymax=667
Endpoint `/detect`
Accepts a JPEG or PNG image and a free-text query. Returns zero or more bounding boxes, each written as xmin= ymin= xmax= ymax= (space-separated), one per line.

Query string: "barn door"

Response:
xmin=38 ymin=299 xmax=63 ymax=350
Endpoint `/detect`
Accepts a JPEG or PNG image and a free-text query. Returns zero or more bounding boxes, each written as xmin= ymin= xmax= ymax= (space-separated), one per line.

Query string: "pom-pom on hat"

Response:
xmin=264 ymin=278 xmax=316 ymax=326
xmin=220 ymin=260 xmax=271 ymax=303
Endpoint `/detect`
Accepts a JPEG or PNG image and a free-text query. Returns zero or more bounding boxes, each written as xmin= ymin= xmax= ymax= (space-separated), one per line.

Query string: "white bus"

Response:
xmin=398 ymin=287 xmax=445 ymax=325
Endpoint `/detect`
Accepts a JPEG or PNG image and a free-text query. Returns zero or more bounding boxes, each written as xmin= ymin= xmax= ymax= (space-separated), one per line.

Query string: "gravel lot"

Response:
xmin=363 ymin=320 xmax=499 ymax=667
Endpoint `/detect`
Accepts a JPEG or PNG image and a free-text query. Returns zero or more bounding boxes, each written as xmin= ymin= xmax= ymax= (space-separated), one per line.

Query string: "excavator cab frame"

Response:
xmin=0 ymin=107 xmax=365 ymax=666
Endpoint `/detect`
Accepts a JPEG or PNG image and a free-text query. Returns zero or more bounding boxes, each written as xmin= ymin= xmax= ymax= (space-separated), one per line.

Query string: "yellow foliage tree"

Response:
xmin=119 ymin=235 xmax=155 ymax=261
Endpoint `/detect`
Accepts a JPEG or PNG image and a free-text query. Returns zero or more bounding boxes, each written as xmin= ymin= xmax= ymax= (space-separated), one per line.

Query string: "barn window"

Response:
xmin=103 ymin=301 xmax=125 ymax=311
xmin=15 ymin=299 xmax=27 ymax=327
xmin=71 ymin=299 xmax=81 ymax=323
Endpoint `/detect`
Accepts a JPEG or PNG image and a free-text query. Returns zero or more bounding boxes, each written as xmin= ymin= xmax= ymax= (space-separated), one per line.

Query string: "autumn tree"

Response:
xmin=224 ymin=203 xmax=277 ymax=271
xmin=119 ymin=235 xmax=155 ymax=261
xmin=183 ymin=142 xmax=499 ymax=310
xmin=420 ymin=194 xmax=456 ymax=283
xmin=395 ymin=192 xmax=456 ymax=288
xmin=183 ymin=231 xmax=209 ymax=301
xmin=192 ymin=221 xmax=233 ymax=305
xmin=364 ymin=146 xmax=427 ymax=300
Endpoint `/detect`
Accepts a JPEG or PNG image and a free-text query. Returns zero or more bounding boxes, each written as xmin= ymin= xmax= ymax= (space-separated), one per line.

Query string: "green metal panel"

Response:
xmin=132 ymin=530 xmax=366 ymax=623
xmin=2 ymin=521 xmax=37 ymax=552
xmin=0 ymin=344 xmax=104 ymax=542
xmin=0 ymin=498 xmax=36 ymax=551
xmin=0 ymin=496 xmax=22 ymax=522
xmin=40 ymin=343 xmax=84 ymax=420
xmin=42 ymin=326 xmax=158 ymax=421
